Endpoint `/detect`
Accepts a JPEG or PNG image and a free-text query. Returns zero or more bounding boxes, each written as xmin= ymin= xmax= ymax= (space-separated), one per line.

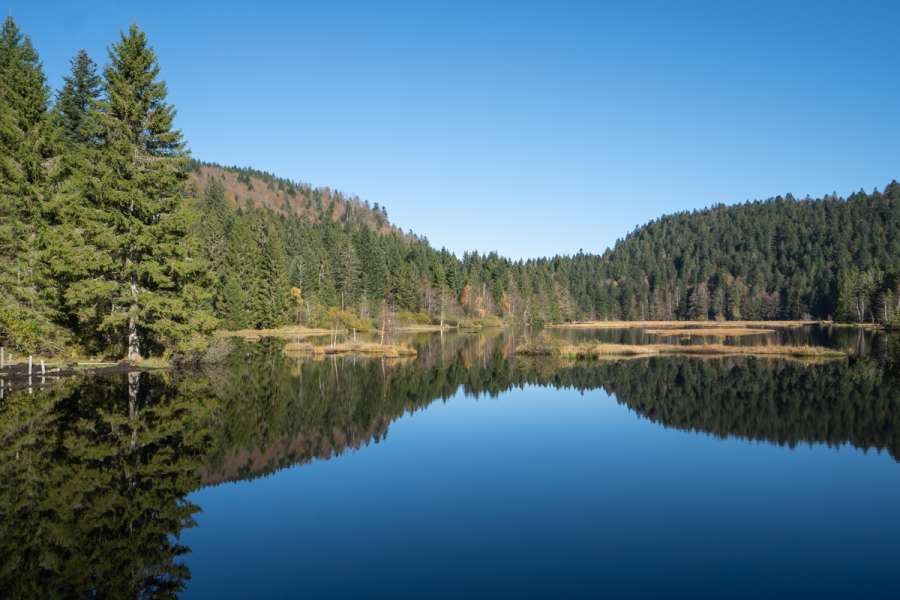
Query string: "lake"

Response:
xmin=2 ymin=330 xmax=899 ymax=598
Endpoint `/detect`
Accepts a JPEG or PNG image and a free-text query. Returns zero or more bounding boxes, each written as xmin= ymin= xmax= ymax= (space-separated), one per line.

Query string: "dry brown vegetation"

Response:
xmin=550 ymin=320 xmax=819 ymax=330
xmin=517 ymin=341 xmax=845 ymax=360
xmin=188 ymin=164 xmax=397 ymax=234
xmin=284 ymin=341 xmax=417 ymax=358
xmin=393 ymin=324 xmax=452 ymax=333
xmin=645 ymin=327 xmax=776 ymax=337
xmin=219 ymin=325 xmax=333 ymax=342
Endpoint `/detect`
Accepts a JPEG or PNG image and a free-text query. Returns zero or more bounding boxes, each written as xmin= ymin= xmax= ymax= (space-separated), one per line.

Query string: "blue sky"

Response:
xmin=8 ymin=1 xmax=900 ymax=258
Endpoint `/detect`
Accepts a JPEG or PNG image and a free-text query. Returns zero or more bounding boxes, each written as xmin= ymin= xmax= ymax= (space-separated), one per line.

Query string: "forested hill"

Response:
xmin=590 ymin=189 xmax=900 ymax=322
xmin=186 ymin=162 xmax=399 ymax=235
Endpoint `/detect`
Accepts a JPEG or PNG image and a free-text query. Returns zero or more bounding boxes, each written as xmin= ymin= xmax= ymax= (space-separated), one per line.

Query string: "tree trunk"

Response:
xmin=128 ymin=371 xmax=140 ymax=450
xmin=127 ymin=273 xmax=141 ymax=361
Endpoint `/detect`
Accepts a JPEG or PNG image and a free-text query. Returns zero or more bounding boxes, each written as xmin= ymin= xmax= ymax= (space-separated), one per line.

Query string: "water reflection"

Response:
xmin=201 ymin=334 xmax=900 ymax=484
xmin=0 ymin=331 xmax=898 ymax=596
xmin=0 ymin=374 xmax=214 ymax=598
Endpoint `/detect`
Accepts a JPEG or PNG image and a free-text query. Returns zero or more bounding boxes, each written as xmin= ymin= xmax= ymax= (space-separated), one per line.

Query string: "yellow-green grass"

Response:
xmin=284 ymin=341 xmax=417 ymax=358
xmin=393 ymin=324 xmax=453 ymax=333
xmin=219 ymin=325 xmax=334 ymax=342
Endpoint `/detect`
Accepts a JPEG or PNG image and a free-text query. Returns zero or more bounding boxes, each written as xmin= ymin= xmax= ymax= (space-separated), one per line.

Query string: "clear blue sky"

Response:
xmin=8 ymin=0 xmax=900 ymax=258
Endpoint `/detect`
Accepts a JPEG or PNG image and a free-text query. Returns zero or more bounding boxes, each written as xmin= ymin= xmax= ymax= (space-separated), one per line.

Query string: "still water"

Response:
xmin=1 ymin=331 xmax=899 ymax=598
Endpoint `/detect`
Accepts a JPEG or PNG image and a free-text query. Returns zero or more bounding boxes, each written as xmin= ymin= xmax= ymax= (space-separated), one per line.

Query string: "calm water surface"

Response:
xmin=2 ymin=331 xmax=899 ymax=598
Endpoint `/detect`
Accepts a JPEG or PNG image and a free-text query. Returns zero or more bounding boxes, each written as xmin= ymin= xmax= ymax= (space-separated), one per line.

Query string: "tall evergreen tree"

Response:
xmin=55 ymin=49 xmax=102 ymax=145
xmin=58 ymin=25 xmax=214 ymax=358
xmin=0 ymin=16 xmax=61 ymax=351
xmin=251 ymin=213 xmax=290 ymax=327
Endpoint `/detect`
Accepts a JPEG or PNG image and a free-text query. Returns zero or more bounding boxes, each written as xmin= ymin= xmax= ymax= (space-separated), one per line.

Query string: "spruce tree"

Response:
xmin=0 ymin=17 xmax=61 ymax=351
xmin=221 ymin=215 xmax=260 ymax=328
xmin=252 ymin=213 xmax=289 ymax=327
xmin=55 ymin=49 xmax=102 ymax=145
xmin=59 ymin=25 xmax=215 ymax=358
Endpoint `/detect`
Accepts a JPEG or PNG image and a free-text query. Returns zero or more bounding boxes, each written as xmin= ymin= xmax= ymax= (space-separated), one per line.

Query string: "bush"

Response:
xmin=0 ymin=303 xmax=74 ymax=355
xmin=395 ymin=311 xmax=433 ymax=325
xmin=325 ymin=308 xmax=373 ymax=332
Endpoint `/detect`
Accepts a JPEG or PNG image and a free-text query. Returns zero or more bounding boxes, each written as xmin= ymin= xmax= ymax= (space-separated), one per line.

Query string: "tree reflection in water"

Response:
xmin=0 ymin=332 xmax=897 ymax=596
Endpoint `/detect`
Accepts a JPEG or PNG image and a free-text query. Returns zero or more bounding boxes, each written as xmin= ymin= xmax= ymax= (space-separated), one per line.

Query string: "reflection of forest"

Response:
xmin=0 ymin=374 xmax=214 ymax=598
xmin=201 ymin=335 xmax=900 ymax=485
xmin=1 ymin=333 xmax=897 ymax=596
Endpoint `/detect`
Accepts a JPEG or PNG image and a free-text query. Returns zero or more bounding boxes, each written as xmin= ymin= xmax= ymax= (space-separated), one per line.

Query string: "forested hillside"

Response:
xmin=186 ymin=162 xmax=398 ymax=235
xmin=188 ymin=171 xmax=587 ymax=331
xmin=1 ymin=16 xmax=898 ymax=360
xmin=589 ymin=191 xmax=900 ymax=323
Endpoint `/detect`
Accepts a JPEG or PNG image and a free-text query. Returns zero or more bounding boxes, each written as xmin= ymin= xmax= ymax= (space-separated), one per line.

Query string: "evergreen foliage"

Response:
xmin=54 ymin=49 xmax=102 ymax=145
xmin=586 ymin=188 xmax=900 ymax=323
xmin=0 ymin=16 xmax=68 ymax=353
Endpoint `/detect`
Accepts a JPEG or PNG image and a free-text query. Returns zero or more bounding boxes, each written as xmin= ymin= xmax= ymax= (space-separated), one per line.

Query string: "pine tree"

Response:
xmin=334 ymin=237 xmax=361 ymax=310
xmin=0 ymin=17 xmax=61 ymax=352
xmin=252 ymin=214 xmax=289 ymax=327
xmin=55 ymin=49 xmax=102 ymax=145
xmin=59 ymin=25 xmax=215 ymax=358
xmin=196 ymin=179 xmax=233 ymax=303
xmin=360 ymin=229 xmax=388 ymax=302
xmin=219 ymin=216 xmax=254 ymax=328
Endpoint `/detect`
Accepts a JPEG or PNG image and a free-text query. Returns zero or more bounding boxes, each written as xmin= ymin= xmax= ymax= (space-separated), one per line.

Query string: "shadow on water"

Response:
xmin=0 ymin=330 xmax=898 ymax=597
